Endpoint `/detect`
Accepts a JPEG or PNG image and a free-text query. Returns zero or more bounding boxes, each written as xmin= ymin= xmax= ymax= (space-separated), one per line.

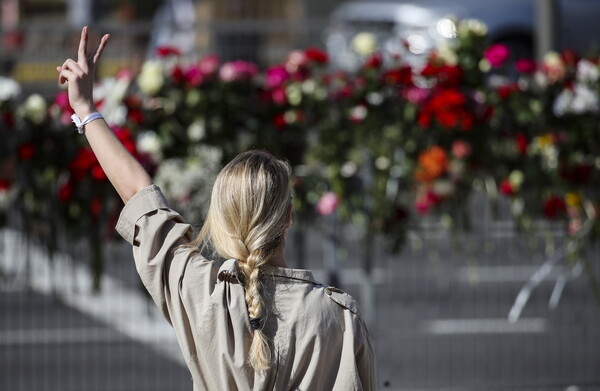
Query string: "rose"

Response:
xmin=516 ymin=59 xmax=536 ymax=74
xmin=138 ymin=61 xmax=164 ymax=95
xmin=483 ymin=44 xmax=510 ymax=68
xmin=156 ymin=46 xmax=181 ymax=58
xmin=451 ymin=140 xmax=471 ymax=159
xmin=20 ymin=93 xmax=47 ymax=124
xmin=316 ymin=192 xmax=340 ymax=216
xmin=543 ymin=195 xmax=566 ymax=219
xmin=305 ymin=47 xmax=328 ymax=64
xmin=219 ymin=61 xmax=258 ymax=82
xmin=198 ymin=55 xmax=220 ymax=76
xmin=352 ymin=32 xmax=377 ymax=56
xmin=265 ymin=66 xmax=289 ymax=89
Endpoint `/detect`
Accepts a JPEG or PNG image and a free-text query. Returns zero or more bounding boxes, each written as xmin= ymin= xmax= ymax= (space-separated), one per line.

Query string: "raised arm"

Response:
xmin=56 ymin=26 xmax=152 ymax=203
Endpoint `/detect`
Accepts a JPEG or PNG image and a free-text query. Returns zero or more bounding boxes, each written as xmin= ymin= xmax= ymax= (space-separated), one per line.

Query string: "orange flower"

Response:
xmin=415 ymin=146 xmax=448 ymax=183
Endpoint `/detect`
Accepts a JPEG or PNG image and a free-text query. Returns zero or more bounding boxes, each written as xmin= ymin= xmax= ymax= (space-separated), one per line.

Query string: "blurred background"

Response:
xmin=2 ymin=0 xmax=600 ymax=390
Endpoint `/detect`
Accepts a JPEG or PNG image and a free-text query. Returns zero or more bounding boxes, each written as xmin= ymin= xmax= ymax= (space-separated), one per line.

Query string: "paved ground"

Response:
xmin=1 ymin=224 xmax=600 ymax=390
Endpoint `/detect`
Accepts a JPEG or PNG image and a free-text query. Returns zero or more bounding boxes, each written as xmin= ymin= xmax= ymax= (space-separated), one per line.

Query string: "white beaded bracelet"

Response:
xmin=71 ymin=112 xmax=104 ymax=134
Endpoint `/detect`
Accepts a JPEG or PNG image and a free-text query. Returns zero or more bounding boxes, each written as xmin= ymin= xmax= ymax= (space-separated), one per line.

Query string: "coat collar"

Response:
xmin=217 ymin=259 xmax=319 ymax=285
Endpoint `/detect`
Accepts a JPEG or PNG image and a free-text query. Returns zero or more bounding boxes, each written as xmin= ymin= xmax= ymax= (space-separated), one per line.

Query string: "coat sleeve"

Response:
xmin=115 ymin=185 xmax=217 ymax=336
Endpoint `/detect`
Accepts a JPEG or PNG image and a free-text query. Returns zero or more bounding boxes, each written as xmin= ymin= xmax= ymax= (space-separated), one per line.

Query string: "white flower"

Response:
xmin=352 ymin=32 xmax=377 ymax=56
xmin=138 ymin=61 xmax=164 ymax=95
xmin=187 ymin=119 xmax=206 ymax=142
xmin=0 ymin=76 xmax=21 ymax=101
xmin=20 ymin=94 xmax=47 ymax=124
xmin=458 ymin=19 xmax=488 ymax=38
xmin=436 ymin=41 xmax=458 ymax=66
xmin=553 ymin=83 xmax=599 ymax=116
xmin=576 ymin=59 xmax=599 ymax=84
xmin=154 ymin=145 xmax=222 ymax=223
xmin=137 ymin=131 xmax=162 ymax=162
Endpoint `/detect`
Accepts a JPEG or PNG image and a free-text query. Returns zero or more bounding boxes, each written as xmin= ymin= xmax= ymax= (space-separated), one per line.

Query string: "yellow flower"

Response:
xmin=565 ymin=192 xmax=582 ymax=207
xmin=535 ymin=133 xmax=554 ymax=149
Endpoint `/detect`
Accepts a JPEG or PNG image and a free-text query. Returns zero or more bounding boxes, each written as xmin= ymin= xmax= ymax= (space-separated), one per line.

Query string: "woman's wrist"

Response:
xmin=73 ymin=103 xmax=97 ymax=119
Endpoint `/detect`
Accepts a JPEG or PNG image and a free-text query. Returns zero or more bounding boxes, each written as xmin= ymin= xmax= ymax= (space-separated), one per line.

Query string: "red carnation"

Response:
xmin=543 ymin=195 xmax=566 ymax=219
xmin=0 ymin=179 xmax=12 ymax=191
xmin=156 ymin=46 xmax=181 ymax=58
xmin=18 ymin=143 xmax=36 ymax=160
xmin=499 ymin=179 xmax=516 ymax=196
xmin=69 ymin=147 xmax=97 ymax=181
xmin=305 ymin=47 xmax=328 ymax=64
xmin=515 ymin=133 xmax=528 ymax=155
xmin=383 ymin=66 xmax=413 ymax=86
xmin=90 ymin=197 xmax=103 ymax=220
xmin=272 ymin=113 xmax=287 ymax=130
xmin=363 ymin=53 xmax=382 ymax=69
xmin=516 ymin=59 xmax=536 ymax=74
xmin=58 ymin=181 xmax=74 ymax=203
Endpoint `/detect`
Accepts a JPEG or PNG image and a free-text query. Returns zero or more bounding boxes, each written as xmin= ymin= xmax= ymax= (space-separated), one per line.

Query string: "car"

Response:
xmin=325 ymin=0 xmax=600 ymax=70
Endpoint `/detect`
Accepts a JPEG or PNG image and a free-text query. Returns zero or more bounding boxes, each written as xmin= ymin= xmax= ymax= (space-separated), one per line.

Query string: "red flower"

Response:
xmin=18 ymin=143 xmax=36 ymax=160
xmin=515 ymin=133 xmax=528 ymax=155
xmin=421 ymin=64 xmax=462 ymax=87
xmin=2 ymin=112 xmax=14 ymax=130
xmin=499 ymin=179 xmax=516 ymax=196
xmin=415 ymin=191 xmax=440 ymax=215
xmin=418 ymin=88 xmax=474 ymax=131
xmin=156 ymin=46 xmax=181 ymax=58
xmin=516 ymin=59 xmax=536 ymax=74
xmin=305 ymin=47 xmax=328 ymax=64
xmin=127 ymin=109 xmax=143 ymax=125
xmin=113 ymin=126 xmax=137 ymax=155
xmin=171 ymin=66 xmax=186 ymax=84
xmin=69 ymin=147 xmax=97 ymax=181
xmin=272 ymin=113 xmax=287 ymax=130
xmin=0 ymin=179 xmax=12 ymax=191
xmin=363 ymin=53 xmax=382 ymax=69
xmin=198 ymin=55 xmax=220 ymax=76
xmin=383 ymin=66 xmax=413 ymax=86
xmin=497 ymin=84 xmax=519 ymax=100
xmin=543 ymin=195 xmax=566 ymax=219
xmin=90 ymin=197 xmax=103 ymax=220
xmin=91 ymin=164 xmax=108 ymax=181
xmin=58 ymin=181 xmax=74 ymax=203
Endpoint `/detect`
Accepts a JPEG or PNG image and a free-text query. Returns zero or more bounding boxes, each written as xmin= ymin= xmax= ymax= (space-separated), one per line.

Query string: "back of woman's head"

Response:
xmin=191 ymin=150 xmax=292 ymax=370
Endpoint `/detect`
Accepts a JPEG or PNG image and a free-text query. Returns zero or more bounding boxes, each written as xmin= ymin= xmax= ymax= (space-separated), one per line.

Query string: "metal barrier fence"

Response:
xmin=1 ymin=193 xmax=600 ymax=390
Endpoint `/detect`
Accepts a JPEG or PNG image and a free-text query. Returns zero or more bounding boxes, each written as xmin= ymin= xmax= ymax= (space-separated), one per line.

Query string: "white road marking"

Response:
xmin=0 ymin=328 xmax=128 ymax=345
xmin=1 ymin=229 xmax=184 ymax=364
xmin=425 ymin=318 xmax=547 ymax=335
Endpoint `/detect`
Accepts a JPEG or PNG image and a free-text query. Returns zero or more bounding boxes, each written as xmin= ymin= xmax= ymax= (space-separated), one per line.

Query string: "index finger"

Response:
xmin=77 ymin=26 xmax=88 ymax=64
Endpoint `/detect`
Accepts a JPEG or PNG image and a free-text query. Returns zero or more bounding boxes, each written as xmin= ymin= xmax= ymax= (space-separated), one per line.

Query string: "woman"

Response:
xmin=57 ymin=27 xmax=376 ymax=390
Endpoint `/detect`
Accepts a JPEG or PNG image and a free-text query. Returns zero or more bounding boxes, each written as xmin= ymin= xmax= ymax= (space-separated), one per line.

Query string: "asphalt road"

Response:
xmin=1 ymin=224 xmax=600 ymax=391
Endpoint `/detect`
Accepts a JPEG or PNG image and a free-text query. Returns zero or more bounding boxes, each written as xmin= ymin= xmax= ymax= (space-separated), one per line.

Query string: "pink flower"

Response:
xmin=198 ymin=55 xmax=220 ymax=76
xmin=285 ymin=50 xmax=308 ymax=73
xmin=266 ymin=66 xmax=289 ymax=89
xmin=403 ymin=86 xmax=429 ymax=105
xmin=484 ymin=44 xmax=510 ymax=68
xmin=316 ymin=192 xmax=340 ymax=216
xmin=219 ymin=61 xmax=258 ymax=82
xmin=271 ymin=87 xmax=287 ymax=105
xmin=516 ymin=58 xmax=536 ymax=74
xmin=185 ymin=66 xmax=204 ymax=87
xmin=451 ymin=140 xmax=471 ymax=159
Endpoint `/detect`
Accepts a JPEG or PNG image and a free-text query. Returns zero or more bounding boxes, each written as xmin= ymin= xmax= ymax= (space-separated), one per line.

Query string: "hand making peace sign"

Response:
xmin=56 ymin=26 xmax=110 ymax=118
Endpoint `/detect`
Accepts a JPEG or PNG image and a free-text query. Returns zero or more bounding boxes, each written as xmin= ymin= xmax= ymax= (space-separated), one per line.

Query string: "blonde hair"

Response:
xmin=188 ymin=150 xmax=292 ymax=371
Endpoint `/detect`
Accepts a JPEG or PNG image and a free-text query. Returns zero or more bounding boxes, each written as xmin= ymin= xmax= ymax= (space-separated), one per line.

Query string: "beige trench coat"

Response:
xmin=116 ymin=185 xmax=376 ymax=390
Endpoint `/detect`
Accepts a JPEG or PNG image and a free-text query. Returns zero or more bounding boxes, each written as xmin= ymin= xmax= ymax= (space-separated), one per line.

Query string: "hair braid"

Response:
xmin=239 ymin=249 xmax=271 ymax=371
